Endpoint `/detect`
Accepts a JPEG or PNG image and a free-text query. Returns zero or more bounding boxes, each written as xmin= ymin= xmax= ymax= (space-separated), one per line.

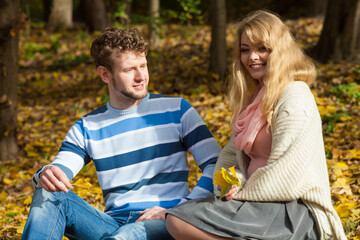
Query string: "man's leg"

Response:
xmin=22 ymin=188 xmax=120 ymax=240
xmin=102 ymin=212 xmax=173 ymax=240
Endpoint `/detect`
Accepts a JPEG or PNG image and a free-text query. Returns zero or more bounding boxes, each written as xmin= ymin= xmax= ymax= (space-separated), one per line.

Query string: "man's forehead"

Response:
xmin=111 ymin=49 xmax=147 ymax=70
xmin=113 ymin=49 xmax=146 ymax=58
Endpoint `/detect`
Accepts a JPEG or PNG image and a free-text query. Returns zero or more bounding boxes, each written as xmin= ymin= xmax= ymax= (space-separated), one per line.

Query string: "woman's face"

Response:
xmin=240 ymin=32 xmax=270 ymax=83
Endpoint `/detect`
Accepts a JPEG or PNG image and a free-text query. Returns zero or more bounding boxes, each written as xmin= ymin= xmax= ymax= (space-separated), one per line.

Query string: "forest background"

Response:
xmin=0 ymin=0 xmax=359 ymax=239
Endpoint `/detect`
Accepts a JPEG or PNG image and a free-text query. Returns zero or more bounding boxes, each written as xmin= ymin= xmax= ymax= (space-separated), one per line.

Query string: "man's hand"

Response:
xmin=39 ymin=166 xmax=72 ymax=193
xmin=136 ymin=206 xmax=169 ymax=222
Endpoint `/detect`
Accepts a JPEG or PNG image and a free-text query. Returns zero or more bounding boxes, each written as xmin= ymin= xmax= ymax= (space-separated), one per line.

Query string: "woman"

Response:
xmin=166 ymin=10 xmax=346 ymax=240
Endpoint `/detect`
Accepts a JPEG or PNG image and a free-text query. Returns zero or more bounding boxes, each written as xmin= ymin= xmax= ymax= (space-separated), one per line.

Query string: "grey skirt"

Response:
xmin=167 ymin=196 xmax=319 ymax=240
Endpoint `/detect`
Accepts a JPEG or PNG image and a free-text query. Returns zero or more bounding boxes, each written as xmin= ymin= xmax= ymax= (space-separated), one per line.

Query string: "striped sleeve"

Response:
xmin=180 ymin=98 xmax=221 ymax=200
xmin=51 ymin=119 xmax=91 ymax=181
xmin=31 ymin=118 xmax=91 ymax=187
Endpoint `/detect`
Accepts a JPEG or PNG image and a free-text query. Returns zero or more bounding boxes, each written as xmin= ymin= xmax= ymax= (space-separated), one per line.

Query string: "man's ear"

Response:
xmin=97 ymin=66 xmax=111 ymax=84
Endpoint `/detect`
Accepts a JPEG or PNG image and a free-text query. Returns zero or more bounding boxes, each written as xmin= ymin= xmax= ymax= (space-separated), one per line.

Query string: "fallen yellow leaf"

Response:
xmin=23 ymin=196 xmax=32 ymax=205
xmin=3 ymin=178 xmax=14 ymax=185
xmin=0 ymin=191 xmax=8 ymax=201
xmin=331 ymin=162 xmax=348 ymax=170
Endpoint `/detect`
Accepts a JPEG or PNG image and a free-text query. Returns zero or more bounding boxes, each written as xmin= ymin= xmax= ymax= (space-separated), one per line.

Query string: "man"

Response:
xmin=22 ymin=28 xmax=220 ymax=239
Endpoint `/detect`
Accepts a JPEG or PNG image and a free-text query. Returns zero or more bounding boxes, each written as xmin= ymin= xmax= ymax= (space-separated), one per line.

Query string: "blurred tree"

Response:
xmin=115 ymin=0 xmax=132 ymax=26
xmin=210 ymin=0 xmax=227 ymax=82
xmin=307 ymin=0 xmax=327 ymax=17
xmin=270 ymin=0 xmax=327 ymax=17
xmin=0 ymin=0 xmax=20 ymax=162
xmin=47 ymin=0 xmax=73 ymax=30
xmin=149 ymin=0 xmax=160 ymax=48
xmin=43 ymin=0 xmax=52 ymax=23
xmin=311 ymin=0 xmax=360 ymax=62
xmin=225 ymin=0 xmax=242 ymax=22
xmin=80 ymin=0 xmax=108 ymax=31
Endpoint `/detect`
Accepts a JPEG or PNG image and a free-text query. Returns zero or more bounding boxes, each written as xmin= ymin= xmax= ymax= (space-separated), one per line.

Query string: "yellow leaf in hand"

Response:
xmin=222 ymin=166 xmax=242 ymax=187
xmin=213 ymin=170 xmax=230 ymax=188
xmin=213 ymin=165 xmax=242 ymax=199
xmin=228 ymin=166 xmax=238 ymax=178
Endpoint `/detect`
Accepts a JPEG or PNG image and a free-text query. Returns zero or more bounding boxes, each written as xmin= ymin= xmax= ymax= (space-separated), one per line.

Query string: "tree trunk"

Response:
xmin=80 ymin=0 xmax=108 ymax=32
xmin=43 ymin=0 xmax=52 ymax=22
xmin=307 ymin=0 xmax=328 ymax=17
xmin=270 ymin=0 xmax=298 ymax=16
xmin=47 ymin=0 xmax=73 ymax=31
xmin=149 ymin=0 xmax=160 ymax=48
xmin=117 ymin=0 xmax=132 ymax=26
xmin=210 ymin=0 xmax=227 ymax=81
xmin=0 ymin=0 xmax=20 ymax=162
xmin=311 ymin=0 xmax=360 ymax=62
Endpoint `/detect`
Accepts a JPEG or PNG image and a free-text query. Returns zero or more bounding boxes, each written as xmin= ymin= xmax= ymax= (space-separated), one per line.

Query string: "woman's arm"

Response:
xmin=213 ymin=134 xmax=247 ymax=196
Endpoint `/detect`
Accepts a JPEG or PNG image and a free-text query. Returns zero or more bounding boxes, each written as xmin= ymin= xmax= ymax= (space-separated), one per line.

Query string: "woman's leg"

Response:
xmin=166 ymin=215 xmax=231 ymax=240
xmin=103 ymin=219 xmax=173 ymax=240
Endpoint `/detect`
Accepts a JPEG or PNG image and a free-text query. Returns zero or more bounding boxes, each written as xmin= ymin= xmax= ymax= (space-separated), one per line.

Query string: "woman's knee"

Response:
xmin=166 ymin=215 xmax=185 ymax=237
xmin=166 ymin=214 xmax=230 ymax=240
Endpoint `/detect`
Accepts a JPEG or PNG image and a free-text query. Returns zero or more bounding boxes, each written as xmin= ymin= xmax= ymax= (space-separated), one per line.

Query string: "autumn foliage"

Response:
xmin=0 ymin=18 xmax=359 ymax=239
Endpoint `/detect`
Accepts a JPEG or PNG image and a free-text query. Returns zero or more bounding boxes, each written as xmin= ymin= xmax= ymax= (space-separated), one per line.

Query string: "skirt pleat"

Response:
xmin=167 ymin=196 xmax=319 ymax=240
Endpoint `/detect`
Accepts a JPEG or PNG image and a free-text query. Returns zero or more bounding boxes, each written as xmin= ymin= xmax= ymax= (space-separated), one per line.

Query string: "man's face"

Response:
xmin=107 ymin=50 xmax=149 ymax=109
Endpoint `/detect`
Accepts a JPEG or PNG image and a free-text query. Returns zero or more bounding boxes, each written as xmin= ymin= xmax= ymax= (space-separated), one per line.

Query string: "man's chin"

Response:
xmin=129 ymin=91 xmax=148 ymax=101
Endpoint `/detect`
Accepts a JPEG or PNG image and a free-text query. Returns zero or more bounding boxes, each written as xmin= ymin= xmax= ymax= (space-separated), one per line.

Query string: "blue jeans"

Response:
xmin=22 ymin=188 xmax=173 ymax=240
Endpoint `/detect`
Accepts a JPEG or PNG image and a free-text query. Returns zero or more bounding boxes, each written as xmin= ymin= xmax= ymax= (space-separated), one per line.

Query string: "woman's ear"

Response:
xmin=97 ymin=66 xmax=111 ymax=84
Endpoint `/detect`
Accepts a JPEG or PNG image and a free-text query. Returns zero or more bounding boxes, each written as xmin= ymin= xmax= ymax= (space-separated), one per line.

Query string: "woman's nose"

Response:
xmin=250 ymin=50 xmax=260 ymax=60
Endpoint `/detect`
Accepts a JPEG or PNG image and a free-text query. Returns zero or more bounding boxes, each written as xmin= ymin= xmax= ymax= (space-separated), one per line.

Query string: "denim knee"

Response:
xmin=31 ymin=188 xmax=66 ymax=206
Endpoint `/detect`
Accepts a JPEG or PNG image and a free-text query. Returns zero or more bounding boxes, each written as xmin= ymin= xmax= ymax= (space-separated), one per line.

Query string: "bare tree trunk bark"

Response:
xmin=47 ymin=0 xmax=73 ymax=31
xmin=81 ymin=0 xmax=108 ymax=32
xmin=0 ymin=0 xmax=20 ymax=162
xmin=43 ymin=0 xmax=52 ymax=22
xmin=210 ymin=0 xmax=227 ymax=81
xmin=311 ymin=0 xmax=360 ymax=62
xmin=117 ymin=0 xmax=132 ymax=26
xmin=149 ymin=0 xmax=160 ymax=48
xmin=307 ymin=0 xmax=328 ymax=17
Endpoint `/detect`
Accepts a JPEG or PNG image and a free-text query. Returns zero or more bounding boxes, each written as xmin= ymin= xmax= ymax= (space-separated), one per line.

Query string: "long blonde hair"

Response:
xmin=229 ymin=10 xmax=316 ymax=126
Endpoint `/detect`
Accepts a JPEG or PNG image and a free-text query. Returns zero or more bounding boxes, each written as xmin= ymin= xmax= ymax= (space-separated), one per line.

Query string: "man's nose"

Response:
xmin=134 ymin=68 xmax=145 ymax=80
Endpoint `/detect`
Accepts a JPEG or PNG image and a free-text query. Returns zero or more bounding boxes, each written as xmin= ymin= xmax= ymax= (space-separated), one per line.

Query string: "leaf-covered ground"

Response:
xmin=0 ymin=18 xmax=359 ymax=239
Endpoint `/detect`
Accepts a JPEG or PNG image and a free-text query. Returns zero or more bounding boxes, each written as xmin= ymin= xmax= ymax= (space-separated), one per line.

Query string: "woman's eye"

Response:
xmin=240 ymin=48 xmax=249 ymax=53
xmin=259 ymin=46 xmax=267 ymax=51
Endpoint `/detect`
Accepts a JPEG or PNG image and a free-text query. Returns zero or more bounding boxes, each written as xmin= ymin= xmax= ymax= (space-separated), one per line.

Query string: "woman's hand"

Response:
xmin=218 ymin=184 xmax=241 ymax=201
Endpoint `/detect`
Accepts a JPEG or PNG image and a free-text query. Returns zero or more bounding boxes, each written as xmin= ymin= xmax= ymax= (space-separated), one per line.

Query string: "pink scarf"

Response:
xmin=233 ymin=86 xmax=267 ymax=153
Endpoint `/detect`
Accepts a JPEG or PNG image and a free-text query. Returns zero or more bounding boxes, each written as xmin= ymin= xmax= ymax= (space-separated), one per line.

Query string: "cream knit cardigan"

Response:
xmin=214 ymin=81 xmax=346 ymax=240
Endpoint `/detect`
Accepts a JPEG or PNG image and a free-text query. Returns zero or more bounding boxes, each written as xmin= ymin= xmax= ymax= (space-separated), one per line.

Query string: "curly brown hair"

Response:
xmin=90 ymin=27 xmax=149 ymax=73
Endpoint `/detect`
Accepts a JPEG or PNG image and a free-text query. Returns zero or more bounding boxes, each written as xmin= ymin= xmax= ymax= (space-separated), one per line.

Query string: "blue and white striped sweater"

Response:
xmin=42 ymin=93 xmax=220 ymax=215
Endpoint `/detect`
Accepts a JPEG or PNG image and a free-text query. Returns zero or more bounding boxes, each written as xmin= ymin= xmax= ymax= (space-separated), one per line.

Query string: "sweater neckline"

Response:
xmin=106 ymin=93 xmax=150 ymax=115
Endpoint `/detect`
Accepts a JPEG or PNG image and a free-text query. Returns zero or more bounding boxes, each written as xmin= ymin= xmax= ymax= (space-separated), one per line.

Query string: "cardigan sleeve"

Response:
xmin=213 ymin=134 xmax=248 ymax=195
xmin=234 ymin=82 xmax=326 ymax=201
